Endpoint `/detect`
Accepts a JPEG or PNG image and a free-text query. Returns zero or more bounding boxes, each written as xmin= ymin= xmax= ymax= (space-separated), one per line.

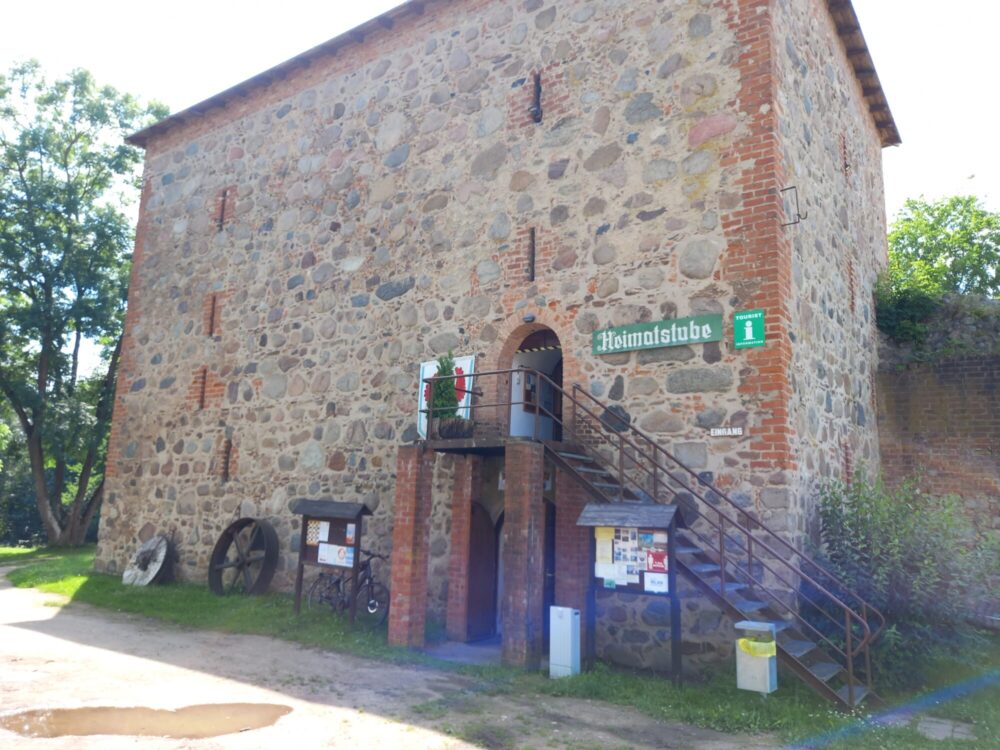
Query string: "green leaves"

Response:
xmin=876 ymin=196 xmax=1000 ymax=343
xmin=0 ymin=61 xmax=165 ymax=544
xmin=889 ymin=196 xmax=1000 ymax=298
xmin=430 ymin=351 xmax=460 ymax=418
xmin=817 ymin=476 xmax=998 ymax=686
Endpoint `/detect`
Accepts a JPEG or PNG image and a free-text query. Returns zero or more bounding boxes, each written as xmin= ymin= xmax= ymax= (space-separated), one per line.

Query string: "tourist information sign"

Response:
xmin=734 ymin=309 xmax=766 ymax=349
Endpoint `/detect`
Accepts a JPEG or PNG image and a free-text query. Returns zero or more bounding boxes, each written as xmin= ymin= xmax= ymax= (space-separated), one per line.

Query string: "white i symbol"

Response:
xmin=744 ymin=320 xmax=754 ymax=341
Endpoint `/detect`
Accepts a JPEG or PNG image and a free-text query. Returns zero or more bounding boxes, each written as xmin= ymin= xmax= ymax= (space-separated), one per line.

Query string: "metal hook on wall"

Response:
xmin=780 ymin=186 xmax=808 ymax=227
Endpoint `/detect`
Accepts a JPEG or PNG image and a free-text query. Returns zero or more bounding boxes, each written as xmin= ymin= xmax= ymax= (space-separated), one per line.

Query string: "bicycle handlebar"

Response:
xmin=360 ymin=549 xmax=388 ymax=561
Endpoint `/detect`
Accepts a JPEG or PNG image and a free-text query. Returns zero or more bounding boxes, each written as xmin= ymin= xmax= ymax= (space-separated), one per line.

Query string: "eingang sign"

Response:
xmin=593 ymin=315 xmax=723 ymax=355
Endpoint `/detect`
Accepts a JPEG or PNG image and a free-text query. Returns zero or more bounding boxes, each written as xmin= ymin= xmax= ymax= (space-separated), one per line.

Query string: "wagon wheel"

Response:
xmin=208 ymin=518 xmax=279 ymax=596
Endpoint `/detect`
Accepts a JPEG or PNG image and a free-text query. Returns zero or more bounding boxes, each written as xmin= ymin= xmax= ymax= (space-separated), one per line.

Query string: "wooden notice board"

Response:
xmin=291 ymin=498 xmax=371 ymax=623
xmin=576 ymin=502 xmax=683 ymax=686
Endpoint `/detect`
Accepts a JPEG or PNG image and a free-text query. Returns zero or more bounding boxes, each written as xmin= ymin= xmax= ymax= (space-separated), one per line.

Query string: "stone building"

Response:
xmin=96 ymin=0 xmax=898 ymax=701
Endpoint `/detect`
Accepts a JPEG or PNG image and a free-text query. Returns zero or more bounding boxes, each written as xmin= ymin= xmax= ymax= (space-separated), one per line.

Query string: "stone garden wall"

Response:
xmin=878 ymin=297 xmax=1000 ymax=535
xmin=96 ymin=0 xmax=890 ymax=666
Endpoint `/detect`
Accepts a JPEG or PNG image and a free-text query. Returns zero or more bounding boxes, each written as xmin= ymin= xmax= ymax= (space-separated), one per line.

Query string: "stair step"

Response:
xmin=676 ymin=545 xmax=701 ymax=555
xmin=593 ymin=482 xmax=623 ymax=489
xmin=556 ymin=451 xmax=594 ymax=463
xmin=576 ymin=466 xmax=611 ymax=475
xmin=762 ymin=620 xmax=792 ymax=633
xmin=732 ymin=599 xmax=768 ymax=613
xmin=710 ymin=581 xmax=747 ymax=594
xmin=780 ymin=639 xmax=817 ymax=658
xmin=809 ymin=662 xmax=842 ymax=683
xmin=836 ymin=684 xmax=870 ymax=707
xmin=689 ymin=563 xmax=721 ymax=575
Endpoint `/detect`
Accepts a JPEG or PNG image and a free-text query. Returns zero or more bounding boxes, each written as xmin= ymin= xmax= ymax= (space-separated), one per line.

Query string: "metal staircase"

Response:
xmin=547 ymin=442 xmax=880 ymax=710
xmin=425 ymin=367 xmax=885 ymax=710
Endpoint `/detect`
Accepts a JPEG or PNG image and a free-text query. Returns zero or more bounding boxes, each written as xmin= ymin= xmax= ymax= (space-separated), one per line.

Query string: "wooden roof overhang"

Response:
xmin=827 ymin=0 xmax=901 ymax=146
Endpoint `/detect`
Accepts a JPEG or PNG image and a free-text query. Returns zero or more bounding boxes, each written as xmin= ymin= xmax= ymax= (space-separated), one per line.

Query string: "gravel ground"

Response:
xmin=0 ymin=567 xmax=779 ymax=749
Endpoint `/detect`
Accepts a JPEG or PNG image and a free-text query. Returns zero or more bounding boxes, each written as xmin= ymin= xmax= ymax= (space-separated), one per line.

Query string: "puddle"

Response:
xmin=0 ymin=703 xmax=292 ymax=739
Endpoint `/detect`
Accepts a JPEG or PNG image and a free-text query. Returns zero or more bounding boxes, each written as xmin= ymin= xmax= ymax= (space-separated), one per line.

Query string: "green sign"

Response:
xmin=734 ymin=309 xmax=766 ymax=348
xmin=593 ymin=315 xmax=723 ymax=355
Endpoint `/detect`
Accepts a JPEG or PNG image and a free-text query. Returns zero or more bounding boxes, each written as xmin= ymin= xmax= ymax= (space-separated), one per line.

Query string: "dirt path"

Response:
xmin=0 ymin=567 xmax=779 ymax=749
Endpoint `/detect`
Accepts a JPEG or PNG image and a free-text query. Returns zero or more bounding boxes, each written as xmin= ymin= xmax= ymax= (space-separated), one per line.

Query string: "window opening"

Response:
xmin=528 ymin=227 xmax=537 ymax=282
xmin=530 ymin=72 xmax=543 ymax=124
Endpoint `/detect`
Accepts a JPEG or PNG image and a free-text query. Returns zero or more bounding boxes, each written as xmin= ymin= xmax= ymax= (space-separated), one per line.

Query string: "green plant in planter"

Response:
xmin=429 ymin=352 xmax=473 ymax=438
xmin=430 ymin=352 xmax=459 ymax=418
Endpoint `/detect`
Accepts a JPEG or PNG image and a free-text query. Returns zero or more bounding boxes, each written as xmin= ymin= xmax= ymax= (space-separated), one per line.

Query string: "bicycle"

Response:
xmin=306 ymin=549 xmax=390 ymax=628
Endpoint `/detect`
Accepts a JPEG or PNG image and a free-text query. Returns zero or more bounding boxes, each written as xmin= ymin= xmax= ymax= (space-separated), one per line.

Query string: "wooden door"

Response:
xmin=542 ymin=500 xmax=556 ymax=648
xmin=467 ymin=503 xmax=498 ymax=640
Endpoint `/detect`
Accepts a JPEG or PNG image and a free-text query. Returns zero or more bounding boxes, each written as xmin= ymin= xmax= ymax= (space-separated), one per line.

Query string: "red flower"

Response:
xmin=455 ymin=367 xmax=466 ymax=399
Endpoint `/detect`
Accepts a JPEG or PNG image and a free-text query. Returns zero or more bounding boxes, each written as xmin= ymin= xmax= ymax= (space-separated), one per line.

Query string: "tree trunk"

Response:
xmin=26 ymin=430 xmax=63 ymax=544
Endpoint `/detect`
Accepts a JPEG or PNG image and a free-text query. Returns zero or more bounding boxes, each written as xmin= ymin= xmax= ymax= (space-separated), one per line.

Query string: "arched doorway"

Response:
xmin=506 ymin=327 xmax=563 ymax=440
xmin=467 ymin=503 xmax=498 ymax=641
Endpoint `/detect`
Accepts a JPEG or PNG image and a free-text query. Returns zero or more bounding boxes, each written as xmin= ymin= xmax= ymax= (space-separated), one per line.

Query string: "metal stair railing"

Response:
xmin=563 ymin=381 xmax=884 ymax=701
xmin=421 ymin=367 xmax=884 ymax=704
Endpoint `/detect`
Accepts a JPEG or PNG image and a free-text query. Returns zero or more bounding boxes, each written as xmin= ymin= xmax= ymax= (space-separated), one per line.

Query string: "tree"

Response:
xmin=888 ymin=196 xmax=1000 ymax=298
xmin=0 ymin=62 xmax=166 ymax=545
xmin=876 ymin=196 xmax=1000 ymax=343
xmin=0 ymin=405 xmax=45 ymax=545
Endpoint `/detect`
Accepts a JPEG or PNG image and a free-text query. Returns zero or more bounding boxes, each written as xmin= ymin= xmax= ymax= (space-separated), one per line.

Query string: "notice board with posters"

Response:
xmin=577 ymin=503 xmax=683 ymax=685
xmin=291 ymin=498 xmax=371 ymax=623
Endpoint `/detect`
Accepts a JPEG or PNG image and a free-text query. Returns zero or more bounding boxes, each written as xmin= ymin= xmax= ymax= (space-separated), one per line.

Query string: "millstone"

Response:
xmin=122 ymin=535 xmax=171 ymax=586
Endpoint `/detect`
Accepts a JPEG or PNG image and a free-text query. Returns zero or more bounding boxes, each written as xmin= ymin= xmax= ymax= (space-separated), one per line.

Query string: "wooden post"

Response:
xmin=293 ymin=517 xmax=308 ymax=614
xmin=348 ymin=521 xmax=360 ymax=626
xmin=669 ymin=521 xmax=682 ymax=687
xmin=586 ymin=530 xmax=597 ymax=670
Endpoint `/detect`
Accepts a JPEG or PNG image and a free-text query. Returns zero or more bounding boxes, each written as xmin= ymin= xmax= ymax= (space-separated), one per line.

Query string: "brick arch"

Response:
xmin=485 ymin=310 xmax=583 ymax=389
xmin=479 ymin=311 xmax=588 ymax=437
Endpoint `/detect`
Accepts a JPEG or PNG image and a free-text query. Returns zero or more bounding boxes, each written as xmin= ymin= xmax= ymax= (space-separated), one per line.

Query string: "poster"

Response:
xmin=595 ymin=527 xmax=614 ymax=569
xmin=646 ymin=550 xmax=668 ymax=573
xmin=345 ymin=523 xmax=356 ymax=545
xmin=417 ymin=355 xmax=476 ymax=437
xmin=318 ymin=521 xmax=330 ymax=543
xmin=644 ymin=572 xmax=669 ymax=594
xmin=595 ymin=563 xmax=616 ymax=582
xmin=614 ymin=561 xmax=631 ymax=585
xmin=612 ymin=527 xmax=640 ymax=584
xmin=598 ymin=527 xmax=671 ymax=589
xmin=638 ymin=528 xmax=669 ymax=574
xmin=318 ymin=543 xmax=355 ymax=568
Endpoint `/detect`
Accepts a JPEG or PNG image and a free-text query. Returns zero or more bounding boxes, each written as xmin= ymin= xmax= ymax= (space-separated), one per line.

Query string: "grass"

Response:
xmin=0 ymin=545 xmax=55 ymax=565
xmin=2 ymin=545 xmax=449 ymax=667
xmin=3 ymin=546 xmax=999 ymax=748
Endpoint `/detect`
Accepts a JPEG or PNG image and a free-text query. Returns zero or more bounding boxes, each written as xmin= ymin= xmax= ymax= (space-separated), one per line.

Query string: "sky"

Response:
xmin=1 ymin=0 xmax=998 ymax=221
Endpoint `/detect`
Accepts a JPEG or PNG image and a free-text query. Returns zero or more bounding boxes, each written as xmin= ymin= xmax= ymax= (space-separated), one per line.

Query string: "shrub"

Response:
xmin=874 ymin=271 xmax=943 ymax=345
xmin=813 ymin=475 xmax=999 ymax=686
xmin=430 ymin=351 xmax=459 ymax=418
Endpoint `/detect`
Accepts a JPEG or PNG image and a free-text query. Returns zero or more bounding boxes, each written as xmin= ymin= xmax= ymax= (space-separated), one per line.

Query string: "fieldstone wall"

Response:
xmin=774 ymin=0 xmax=888 ymax=539
xmin=96 ymin=0 xmax=891 ymax=666
xmin=595 ymin=583 xmax=735 ymax=674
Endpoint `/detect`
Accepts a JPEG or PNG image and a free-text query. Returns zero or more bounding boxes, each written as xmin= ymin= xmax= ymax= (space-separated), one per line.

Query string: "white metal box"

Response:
xmin=549 ymin=606 xmax=581 ymax=678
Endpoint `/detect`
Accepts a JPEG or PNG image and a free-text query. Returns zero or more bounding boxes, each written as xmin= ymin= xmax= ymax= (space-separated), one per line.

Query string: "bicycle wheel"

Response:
xmin=306 ymin=574 xmax=342 ymax=613
xmin=355 ymin=582 xmax=390 ymax=628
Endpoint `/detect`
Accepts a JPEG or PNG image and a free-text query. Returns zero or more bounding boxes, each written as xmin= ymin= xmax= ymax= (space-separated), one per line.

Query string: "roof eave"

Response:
xmin=127 ymin=1 xmax=900 ymax=150
xmin=126 ymin=0 xmax=423 ymax=148
xmin=827 ymin=0 xmax=901 ymax=147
